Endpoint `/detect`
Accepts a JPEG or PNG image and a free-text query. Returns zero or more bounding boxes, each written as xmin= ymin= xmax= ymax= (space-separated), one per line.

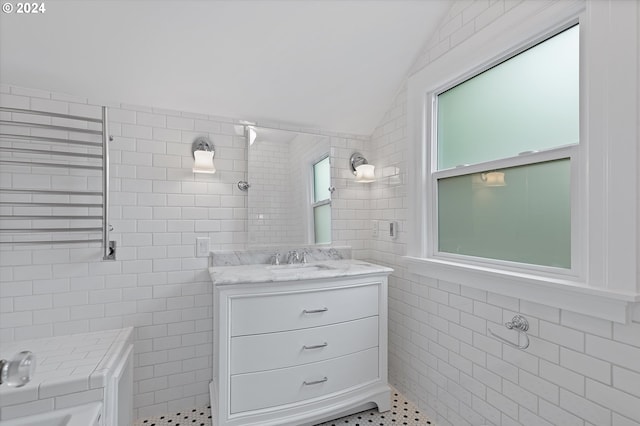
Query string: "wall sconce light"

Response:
xmin=481 ymin=171 xmax=506 ymax=187
xmin=350 ymin=152 xmax=375 ymax=183
xmin=192 ymin=136 xmax=216 ymax=174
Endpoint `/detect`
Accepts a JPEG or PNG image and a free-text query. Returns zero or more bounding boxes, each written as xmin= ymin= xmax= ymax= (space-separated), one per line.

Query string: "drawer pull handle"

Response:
xmin=303 ymin=376 xmax=328 ymax=386
xmin=303 ymin=342 xmax=328 ymax=350
xmin=302 ymin=307 xmax=328 ymax=314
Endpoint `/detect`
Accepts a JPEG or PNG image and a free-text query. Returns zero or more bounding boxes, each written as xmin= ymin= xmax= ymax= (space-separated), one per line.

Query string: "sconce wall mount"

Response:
xmin=350 ymin=152 xmax=367 ymax=174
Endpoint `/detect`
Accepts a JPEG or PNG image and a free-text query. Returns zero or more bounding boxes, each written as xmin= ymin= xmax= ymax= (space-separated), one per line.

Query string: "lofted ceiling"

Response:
xmin=0 ymin=1 xmax=451 ymax=135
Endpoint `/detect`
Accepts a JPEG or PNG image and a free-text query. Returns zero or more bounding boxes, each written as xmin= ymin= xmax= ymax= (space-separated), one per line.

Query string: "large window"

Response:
xmin=433 ymin=25 xmax=578 ymax=271
xmin=406 ymin=1 xmax=639 ymax=322
xmin=312 ymin=155 xmax=331 ymax=244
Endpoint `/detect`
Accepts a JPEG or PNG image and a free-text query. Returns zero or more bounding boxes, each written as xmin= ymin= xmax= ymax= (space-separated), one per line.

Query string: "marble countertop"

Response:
xmin=209 ymin=259 xmax=393 ymax=285
xmin=0 ymin=327 xmax=133 ymax=410
xmin=210 ymin=246 xmax=351 ymax=266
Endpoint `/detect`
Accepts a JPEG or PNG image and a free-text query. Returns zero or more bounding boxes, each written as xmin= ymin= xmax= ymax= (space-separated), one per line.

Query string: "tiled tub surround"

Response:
xmin=0 ymin=83 xmax=372 ymax=419
xmin=0 ymin=327 xmax=133 ymax=421
xmin=209 ymin=258 xmax=392 ymax=425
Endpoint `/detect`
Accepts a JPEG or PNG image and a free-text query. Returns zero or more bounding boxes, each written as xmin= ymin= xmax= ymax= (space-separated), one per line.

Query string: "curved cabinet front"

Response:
xmin=211 ymin=274 xmax=391 ymax=426
xmin=230 ymin=316 xmax=379 ymax=374
xmin=230 ymin=284 xmax=380 ymax=336
xmin=231 ymin=347 xmax=379 ymax=414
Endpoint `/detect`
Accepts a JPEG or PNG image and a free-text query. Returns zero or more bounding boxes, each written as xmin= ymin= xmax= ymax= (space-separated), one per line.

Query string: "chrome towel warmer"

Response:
xmin=0 ymin=106 xmax=115 ymax=260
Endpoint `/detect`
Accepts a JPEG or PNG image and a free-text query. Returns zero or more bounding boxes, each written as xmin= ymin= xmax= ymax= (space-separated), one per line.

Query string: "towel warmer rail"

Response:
xmin=0 ymin=106 xmax=115 ymax=260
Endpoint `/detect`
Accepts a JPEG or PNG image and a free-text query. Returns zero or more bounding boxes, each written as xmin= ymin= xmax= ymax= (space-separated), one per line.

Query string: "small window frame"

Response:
xmin=310 ymin=154 xmax=331 ymax=244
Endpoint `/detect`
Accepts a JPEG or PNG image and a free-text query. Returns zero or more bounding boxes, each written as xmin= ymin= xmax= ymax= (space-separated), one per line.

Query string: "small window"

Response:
xmin=312 ymin=156 xmax=331 ymax=244
xmin=433 ymin=25 xmax=579 ymax=270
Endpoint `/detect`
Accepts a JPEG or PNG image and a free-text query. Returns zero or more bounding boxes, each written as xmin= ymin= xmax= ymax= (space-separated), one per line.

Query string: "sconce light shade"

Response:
xmin=192 ymin=137 xmax=216 ymax=174
xmin=355 ymin=164 xmax=376 ymax=183
xmin=350 ymin=152 xmax=375 ymax=183
xmin=193 ymin=150 xmax=216 ymax=174
xmin=482 ymin=171 xmax=506 ymax=187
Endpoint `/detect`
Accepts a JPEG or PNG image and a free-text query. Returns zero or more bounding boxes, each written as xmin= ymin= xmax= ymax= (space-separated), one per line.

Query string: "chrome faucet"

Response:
xmin=301 ymin=249 xmax=309 ymax=264
xmin=287 ymin=250 xmax=300 ymax=264
xmin=271 ymin=251 xmax=280 ymax=265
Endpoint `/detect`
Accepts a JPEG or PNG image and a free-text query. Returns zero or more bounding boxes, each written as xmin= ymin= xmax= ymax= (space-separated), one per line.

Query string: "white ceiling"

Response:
xmin=0 ymin=1 xmax=450 ymax=135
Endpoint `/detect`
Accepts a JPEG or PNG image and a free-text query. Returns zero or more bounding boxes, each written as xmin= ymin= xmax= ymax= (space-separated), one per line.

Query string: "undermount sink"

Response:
xmin=266 ymin=263 xmax=330 ymax=273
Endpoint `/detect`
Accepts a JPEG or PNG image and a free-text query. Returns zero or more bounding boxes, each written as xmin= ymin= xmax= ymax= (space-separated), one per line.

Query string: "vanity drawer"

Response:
xmin=230 ymin=283 xmax=379 ymax=336
xmin=230 ymin=316 xmax=378 ymax=374
xmin=230 ymin=347 xmax=379 ymax=414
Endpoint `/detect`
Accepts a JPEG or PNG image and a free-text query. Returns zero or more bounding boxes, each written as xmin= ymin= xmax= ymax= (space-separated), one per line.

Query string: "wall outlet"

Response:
xmin=389 ymin=221 xmax=398 ymax=239
xmin=196 ymin=237 xmax=210 ymax=257
xmin=372 ymin=220 xmax=378 ymax=237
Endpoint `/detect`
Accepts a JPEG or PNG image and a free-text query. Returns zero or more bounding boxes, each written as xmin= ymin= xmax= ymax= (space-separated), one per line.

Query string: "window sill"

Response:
xmin=403 ymin=256 xmax=640 ymax=324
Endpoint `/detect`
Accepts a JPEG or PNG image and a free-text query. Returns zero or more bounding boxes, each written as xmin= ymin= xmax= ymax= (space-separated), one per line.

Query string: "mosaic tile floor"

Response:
xmin=134 ymin=388 xmax=433 ymax=426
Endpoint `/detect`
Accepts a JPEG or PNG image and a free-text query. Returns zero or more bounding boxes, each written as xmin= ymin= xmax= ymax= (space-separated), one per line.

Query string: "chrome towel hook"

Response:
xmin=488 ymin=314 xmax=530 ymax=350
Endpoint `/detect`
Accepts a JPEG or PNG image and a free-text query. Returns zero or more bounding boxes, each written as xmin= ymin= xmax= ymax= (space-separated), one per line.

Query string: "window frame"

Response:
xmin=429 ymin=147 xmax=579 ymax=277
xmin=310 ymin=154 xmax=331 ymax=244
xmin=428 ymin=24 xmax=582 ymax=278
xmin=405 ymin=0 xmax=640 ymax=323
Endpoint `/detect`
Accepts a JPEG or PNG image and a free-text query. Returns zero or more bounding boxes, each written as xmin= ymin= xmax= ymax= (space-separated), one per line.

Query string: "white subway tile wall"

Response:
xmin=0 ymin=84 xmax=371 ymax=418
xmin=368 ymin=1 xmax=640 ymax=425
xmin=2 ymin=1 xmax=639 ymax=424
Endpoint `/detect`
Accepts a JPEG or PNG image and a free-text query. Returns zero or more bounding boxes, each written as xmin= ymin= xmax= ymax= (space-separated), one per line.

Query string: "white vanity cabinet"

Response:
xmin=210 ymin=264 xmax=391 ymax=426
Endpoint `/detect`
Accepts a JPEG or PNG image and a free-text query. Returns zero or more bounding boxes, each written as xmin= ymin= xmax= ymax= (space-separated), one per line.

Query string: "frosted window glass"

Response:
xmin=437 ymin=159 xmax=571 ymax=268
xmin=314 ymin=157 xmax=331 ymax=203
xmin=437 ymin=25 xmax=579 ymax=170
xmin=314 ymin=203 xmax=331 ymax=244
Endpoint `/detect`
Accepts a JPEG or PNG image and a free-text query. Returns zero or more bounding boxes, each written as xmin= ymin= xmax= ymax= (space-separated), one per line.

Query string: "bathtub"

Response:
xmin=0 ymin=402 xmax=102 ymax=426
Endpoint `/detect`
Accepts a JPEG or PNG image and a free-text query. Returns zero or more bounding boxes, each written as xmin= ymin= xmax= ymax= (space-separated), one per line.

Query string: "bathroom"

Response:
xmin=0 ymin=0 xmax=639 ymax=425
